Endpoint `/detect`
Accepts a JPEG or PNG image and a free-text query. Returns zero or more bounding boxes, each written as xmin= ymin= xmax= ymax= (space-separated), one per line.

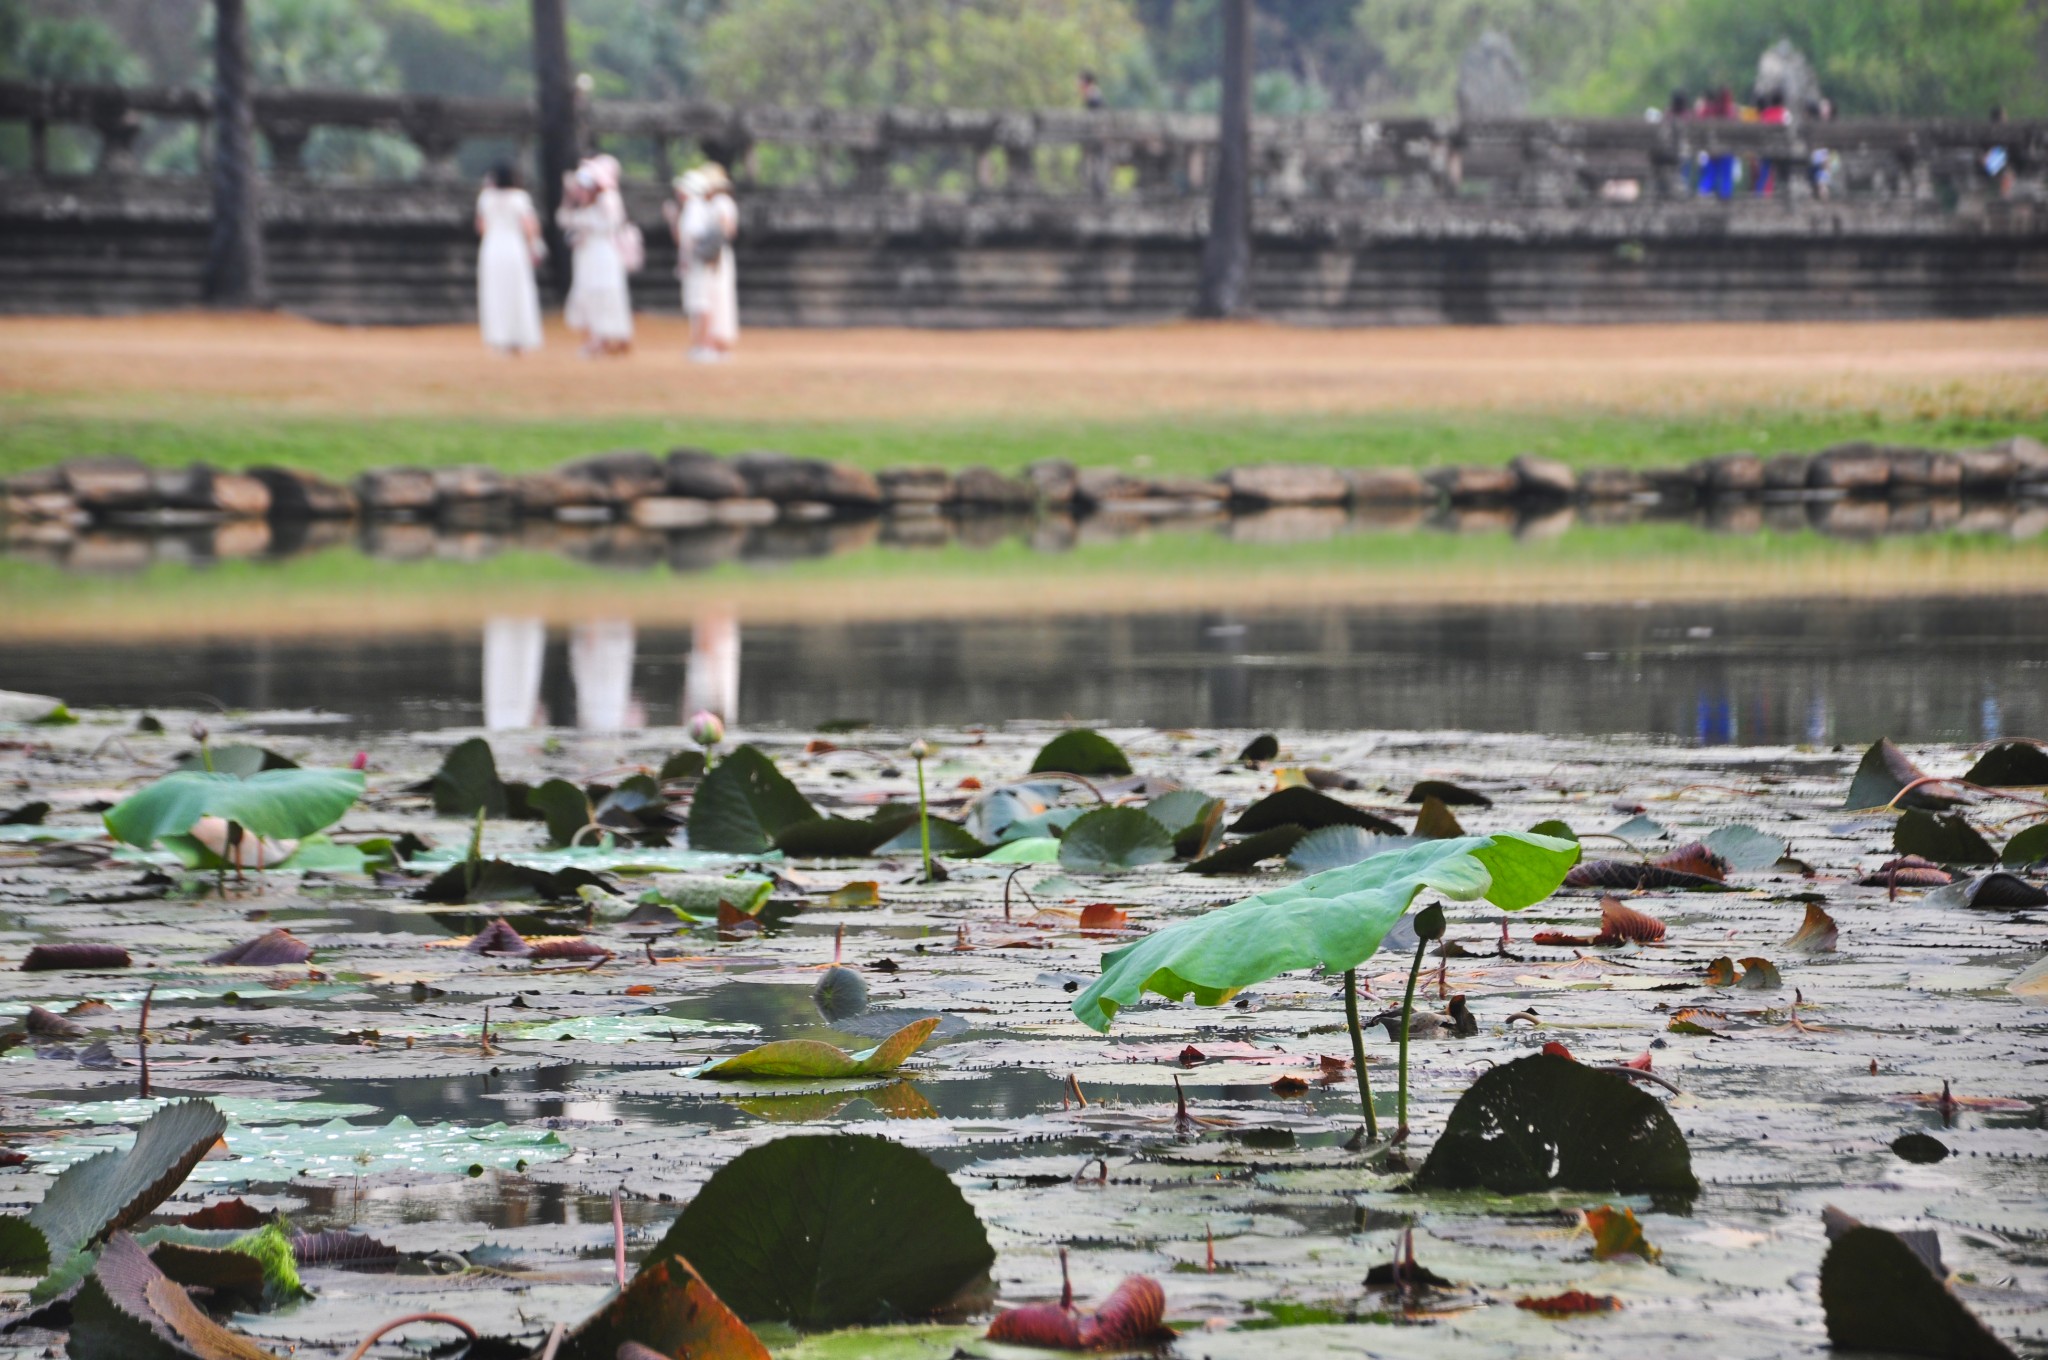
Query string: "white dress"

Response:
xmin=561 ymin=189 xmax=634 ymax=343
xmin=680 ymin=192 xmax=740 ymax=346
xmin=475 ymin=188 xmax=543 ymax=352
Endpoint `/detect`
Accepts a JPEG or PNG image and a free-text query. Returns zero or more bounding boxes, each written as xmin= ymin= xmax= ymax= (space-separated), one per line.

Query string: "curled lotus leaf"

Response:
xmin=1072 ymin=832 xmax=1578 ymax=1031
xmin=698 ymin=1016 xmax=940 ymax=1079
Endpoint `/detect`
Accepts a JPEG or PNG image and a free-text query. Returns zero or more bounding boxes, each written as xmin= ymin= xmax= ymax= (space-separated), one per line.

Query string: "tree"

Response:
xmin=530 ymin=0 xmax=577 ymax=297
xmin=202 ymin=0 xmax=267 ymax=307
xmin=1350 ymin=0 xmax=1656 ymax=115
xmin=1193 ymin=0 xmax=1250 ymax=319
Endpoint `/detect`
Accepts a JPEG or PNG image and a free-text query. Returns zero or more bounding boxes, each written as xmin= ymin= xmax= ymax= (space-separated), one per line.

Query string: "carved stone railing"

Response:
xmin=4 ymin=78 xmax=2043 ymax=208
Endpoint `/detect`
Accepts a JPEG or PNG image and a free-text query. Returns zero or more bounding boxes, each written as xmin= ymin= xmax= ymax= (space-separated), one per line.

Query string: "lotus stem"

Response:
xmin=1397 ymin=934 xmax=1428 ymax=1138
xmin=1342 ymin=969 xmax=1378 ymax=1141
xmin=912 ymin=743 xmax=934 ymax=884
xmin=137 ymin=982 xmax=155 ymax=1099
xmin=612 ymin=1188 xmax=627 ymax=1288
xmin=342 ymin=1313 xmax=478 ymax=1360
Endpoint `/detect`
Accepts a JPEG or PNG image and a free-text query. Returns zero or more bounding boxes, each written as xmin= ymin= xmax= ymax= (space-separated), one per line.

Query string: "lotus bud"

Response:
xmin=1414 ymin=903 xmax=1447 ymax=941
xmin=189 ymin=719 xmax=209 ymax=743
xmin=687 ymin=710 xmax=725 ymax=749
xmin=908 ymin=738 xmax=931 ymax=761
xmin=350 ymin=750 xmax=368 ymax=771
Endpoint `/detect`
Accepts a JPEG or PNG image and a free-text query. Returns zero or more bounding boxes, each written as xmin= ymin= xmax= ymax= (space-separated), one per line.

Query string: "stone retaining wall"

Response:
xmin=6 ymin=439 xmax=2044 ymax=545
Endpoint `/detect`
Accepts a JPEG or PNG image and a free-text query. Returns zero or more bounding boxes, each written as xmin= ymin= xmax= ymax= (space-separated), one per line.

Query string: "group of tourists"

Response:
xmin=1660 ymin=85 xmax=1834 ymax=200
xmin=472 ymin=154 xmax=739 ymax=361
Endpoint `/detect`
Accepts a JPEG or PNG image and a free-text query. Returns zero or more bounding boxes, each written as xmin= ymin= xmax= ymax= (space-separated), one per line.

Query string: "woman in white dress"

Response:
xmin=666 ymin=165 xmax=739 ymax=362
xmin=474 ymin=163 xmax=543 ymax=354
xmin=559 ymin=155 xmax=634 ymax=357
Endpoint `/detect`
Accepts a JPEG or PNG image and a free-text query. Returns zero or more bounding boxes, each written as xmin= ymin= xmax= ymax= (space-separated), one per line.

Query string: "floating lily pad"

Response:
xmin=777 ymin=808 xmax=919 ymax=858
xmin=1144 ymin=789 xmax=1222 ymax=857
xmin=875 ymin=817 xmax=989 ymax=859
xmin=414 ymin=858 xmax=617 ymax=905
xmin=644 ymin=1133 xmax=995 ymax=1330
xmin=1410 ymin=1053 xmax=1698 ymax=1197
xmin=1229 ymin=788 xmax=1401 ymax=836
xmin=1820 ymin=1225 xmax=2016 ymax=1360
xmin=1238 ymin=734 xmax=1279 ymax=763
xmin=1527 ymin=819 xmax=1578 ymax=841
xmin=982 ymin=837 xmax=1062 ymax=864
xmin=1030 ymin=730 xmax=1131 ymax=778
xmin=689 ymin=745 xmax=818 ymax=853
xmin=1059 ymin=807 xmax=1175 ymax=873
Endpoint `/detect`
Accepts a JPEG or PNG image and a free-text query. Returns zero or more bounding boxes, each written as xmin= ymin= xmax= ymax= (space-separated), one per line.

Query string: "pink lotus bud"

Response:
xmin=350 ymin=751 xmax=368 ymax=771
xmin=687 ymin=710 xmax=725 ymax=748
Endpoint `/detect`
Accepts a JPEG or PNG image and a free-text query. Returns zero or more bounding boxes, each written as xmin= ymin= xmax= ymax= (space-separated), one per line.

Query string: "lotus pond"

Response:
xmin=0 ymin=701 xmax=2043 ymax=1360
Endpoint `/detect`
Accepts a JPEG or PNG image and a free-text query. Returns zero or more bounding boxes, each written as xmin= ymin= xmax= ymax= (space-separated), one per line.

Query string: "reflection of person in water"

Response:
xmin=571 ymin=620 xmax=641 ymax=731
xmin=483 ymin=617 xmax=547 ymax=729
xmin=684 ymin=612 xmax=740 ymax=726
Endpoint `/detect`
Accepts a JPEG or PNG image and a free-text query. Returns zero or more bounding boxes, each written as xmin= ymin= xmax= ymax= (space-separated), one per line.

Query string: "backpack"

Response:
xmin=689 ymin=215 xmax=726 ymax=266
xmin=617 ymin=221 xmax=646 ymax=275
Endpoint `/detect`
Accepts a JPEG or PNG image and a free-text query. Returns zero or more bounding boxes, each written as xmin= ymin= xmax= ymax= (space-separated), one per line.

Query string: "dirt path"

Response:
xmin=4 ymin=313 xmax=2045 ymax=423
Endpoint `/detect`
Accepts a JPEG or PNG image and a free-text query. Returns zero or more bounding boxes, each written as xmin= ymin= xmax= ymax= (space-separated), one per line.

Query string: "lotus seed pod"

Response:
xmin=813 ymin=965 xmax=869 ymax=1021
xmin=687 ymin=710 xmax=725 ymax=748
xmin=1414 ymin=903 xmax=1447 ymax=941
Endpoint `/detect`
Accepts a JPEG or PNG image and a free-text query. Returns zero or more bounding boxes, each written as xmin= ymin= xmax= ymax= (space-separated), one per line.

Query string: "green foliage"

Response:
xmin=0 ymin=3 xmax=140 ymax=83
xmin=699 ymin=0 xmax=1147 ymax=109
xmin=1058 ymin=806 xmax=1175 ymax=872
xmin=687 ymin=744 xmax=817 ymax=853
xmin=1029 ymin=729 xmax=1132 ymax=777
xmin=1351 ymin=0 xmax=1658 ymax=114
xmin=1073 ymin=831 xmax=1578 ymax=1030
xmin=698 ymin=1016 xmax=940 ymax=1079
xmin=105 ymin=767 xmax=365 ymax=848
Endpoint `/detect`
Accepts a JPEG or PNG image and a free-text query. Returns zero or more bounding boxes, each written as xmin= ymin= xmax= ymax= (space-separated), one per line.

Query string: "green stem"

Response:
xmin=1397 ymin=935 xmax=1428 ymax=1134
xmin=1343 ymin=969 xmax=1378 ymax=1141
xmin=915 ymin=754 xmax=933 ymax=884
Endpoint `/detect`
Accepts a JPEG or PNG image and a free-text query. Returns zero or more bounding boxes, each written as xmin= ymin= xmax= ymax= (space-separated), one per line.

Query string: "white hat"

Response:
xmin=676 ymin=170 xmax=709 ymax=197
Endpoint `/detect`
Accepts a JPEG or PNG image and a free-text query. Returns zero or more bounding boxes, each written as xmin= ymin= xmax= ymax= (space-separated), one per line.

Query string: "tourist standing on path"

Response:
xmin=474 ymin=163 xmax=544 ymax=354
xmin=559 ymin=154 xmax=634 ymax=357
xmin=667 ymin=165 xmax=739 ymax=362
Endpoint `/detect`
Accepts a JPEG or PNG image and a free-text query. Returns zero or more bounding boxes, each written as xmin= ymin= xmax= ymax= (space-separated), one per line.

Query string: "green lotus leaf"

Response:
xmin=1059 ymin=806 xmax=1175 ymax=872
xmin=687 ymin=745 xmax=818 ymax=853
xmin=1072 ymin=832 xmax=1577 ymax=1031
xmin=697 ymin=1017 xmax=940 ymax=1079
xmin=25 ymin=1099 xmax=228 ymax=1265
xmin=105 ymin=769 xmax=364 ymax=848
xmin=1029 ymin=729 xmax=1131 ymax=777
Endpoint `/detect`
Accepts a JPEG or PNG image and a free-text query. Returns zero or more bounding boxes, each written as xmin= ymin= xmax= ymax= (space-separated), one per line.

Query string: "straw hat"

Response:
xmin=697 ymin=163 xmax=733 ymax=193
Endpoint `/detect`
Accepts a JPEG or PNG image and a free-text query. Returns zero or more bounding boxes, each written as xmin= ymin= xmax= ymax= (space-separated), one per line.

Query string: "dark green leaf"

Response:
xmin=1187 ymin=825 xmax=1304 ymax=875
xmin=526 ymin=779 xmax=593 ymax=848
xmin=1821 ymin=1226 xmax=2016 ymax=1360
xmin=27 ymin=1099 xmax=228 ymax=1264
xmin=687 ymin=745 xmax=818 ymax=853
xmin=659 ymin=750 xmax=708 ymax=781
xmin=429 ymin=737 xmax=507 ymax=817
xmin=105 ymin=769 xmax=364 ymax=848
xmin=1846 ymin=738 xmax=1962 ymax=811
xmin=1527 ymin=819 xmax=1577 ymax=841
xmin=1059 ymin=807 xmax=1175 ymax=872
xmin=1029 ymin=729 xmax=1131 ymax=777
xmin=1411 ymin=1053 xmax=1698 ymax=1197
xmin=1285 ymin=827 xmax=1429 ymax=872
xmin=1238 ymin=734 xmax=1279 ymax=763
xmin=777 ymin=808 xmax=919 ymax=857
xmin=1608 ymin=814 xmax=1668 ymax=843
xmin=1143 ymin=789 xmax=1221 ymax=841
xmin=874 ymin=817 xmax=989 ymax=858
xmin=69 ymin=1232 xmax=282 ymax=1360
xmin=1891 ymin=1133 xmax=1949 ymax=1164
xmin=1925 ymin=872 xmax=2048 ymax=910
xmin=1961 ymin=741 xmax=2048 ymax=788
xmin=644 ymin=1133 xmax=994 ymax=1330
xmin=2 ymin=801 xmax=51 ymax=825
xmin=0 ymin=1217 xmax=49 ymax=1275
xmin=1895 ymin=810 xmax=1999 ymax=866
xmin=2001 ymin=821 xmax=2048 ymax=869
xmin=1405 ymin=780 xmax=1492 ymax=808
xmin=1229 ymin=787 xmax=1401 ymax=836
xmin=174 ymin=745 xmax=296 ymax=775
xmin=414 ymin=859 xmax=618 ymax=905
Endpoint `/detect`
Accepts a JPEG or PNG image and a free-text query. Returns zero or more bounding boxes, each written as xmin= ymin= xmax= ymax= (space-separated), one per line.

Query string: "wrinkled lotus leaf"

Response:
xmin=645 ymin=1133 xmax=994 ymax=1331
xmin=661 ymin=749 xmax=708 ymax=780
xmin=1926 ymin=872 xmax=2048 ymax=910
xmin=414 ymin=859 xmax=618 ymax=904
xmin=1962 ymin=741 xmax=2048 ymax=788
xmin=1406 ymin=780 xmax=1492 ymax=808
xmin=1030 ymin=729 xmax=1132 ymax=778
xmin=875 ymin=817 xmax=989 ymax=859
xmin=1238 ymin=734 xmax=1279 ymax=763
xmin=1187 ymin=825 xmax=1304 ymax=875
xmin=27 ymin=1100 xmax=228 ymax=1265
xmin=1784 ymin=903 xmax=1839 ymax=953
xmin=1701 ymin=824 xmax=1787 ymax=871
xmin=776 ymin=808 xmax=918 ymax=858
xmin=688 ymin=745 xmax=818 ymax=853
xmin=639 ymin=875 xmax=774 ymax=917
xmin=1847 ymin=738 xmax=1963 ymax=811
xmin=465 ymin=918 xmax=533 ymax=955
xmin=1412 ymin=796 xmax=1466 ymax=840
xmin=1285 ymin=827 xmax=1429 ymax=873
xmin=1891 ymin=1133 xmax=1950 ymax=1164
xmin=289 ymin=1228 xmax=401 ymax=1267
xmin=1564 ymin=860 xmax=1735 ymax=892
xmin=1144 ymin=789 xmax=1222 ymax=848
xmin=699 ymin=1017 xmax=940 ymax=1079
xmin=148 ymin=1241 xmax=267 ymax=1311
xmin=1820 ymin=1225 xmax=2016 ymax=1360
xmin=1527 ymin=819 xmax=1578 ymax=841
xmin=1894 ymin=810 xmax=1999 ymax=866
xmin=2001 ymin=821 xmax=2048 ymax=869
xmin=557 ymin=1252 xmax=771 ymax=1360
xmin=177 ymin=1202 xmax=263 ymax=1232
xmin=173 ymin=745 xmax=296 ymax=776
xmin=525 ymin=778 xmax=592 ymax=848
xmin=1074 ymin=833 xmax=1578 ymax=1031
xmin=69 ymin=1233 xmax=280 ymax=1360
xmin=21 ymin=944 xmax=131 ymax=971
xmin=429 ymin=737 xmax=506 ymax=817
xmin=982 ymin=837 xmax=1061 ymax=864
xmin=1411 ymin=1053 xmax=1697 ymax=1197
xmin=1230 ymin=787 xmax=1402 ymax=837
xmin=1733 ymin=956 xmax=1782 ymax=990
xmin=1059 ymin=807 xmax=1175 ymax=873
xmin=106 ymin=768 xmax=364 ymax=849
xmin=202 ymin=930 xmax=311 ymax=967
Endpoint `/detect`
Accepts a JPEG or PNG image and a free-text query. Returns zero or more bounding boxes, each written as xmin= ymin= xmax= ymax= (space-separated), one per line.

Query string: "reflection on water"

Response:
xmin=6 ymin=594 xmax=2043 ymax=745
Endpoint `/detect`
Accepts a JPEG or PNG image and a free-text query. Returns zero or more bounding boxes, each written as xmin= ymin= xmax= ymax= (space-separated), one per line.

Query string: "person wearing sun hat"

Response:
xmin=559 ymin=155 xmax=635 ymax=356
xmin=664 ymin=163 xmax=739 ymax=362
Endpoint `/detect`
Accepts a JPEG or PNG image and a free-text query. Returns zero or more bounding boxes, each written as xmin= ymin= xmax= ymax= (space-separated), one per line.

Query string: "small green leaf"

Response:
xmin=429 ymin=737 xmax=507 ymax=817
xmin=1059 ymin=807 xmax=1175 ymax=872
xmin=1029 ymin=729 xmax=1131 ymax=777
xmin=0 ymin=1217 xmax=49 ymax=1275
xmin=1527 ymin=819 xmax=1578 ymax=841
xmin=1143 ymin=790 xmax=1221 ymax=840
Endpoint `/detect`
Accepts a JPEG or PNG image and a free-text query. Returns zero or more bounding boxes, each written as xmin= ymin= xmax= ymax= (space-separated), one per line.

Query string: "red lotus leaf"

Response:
xmin=1595 ymin=897 xmax=1666 ymax=944
xmin=1517 ymin=1290 xmax=1621 ymax=1315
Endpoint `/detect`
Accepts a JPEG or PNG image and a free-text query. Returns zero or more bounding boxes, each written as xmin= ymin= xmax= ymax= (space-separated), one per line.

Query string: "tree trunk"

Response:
xmin=202 ymin=0 xmax=267 ymax=307
xmin=1193 ymin=0 xmax=1252 ymax=318
xmin=530 ymin=0 xmax=578 ymax=299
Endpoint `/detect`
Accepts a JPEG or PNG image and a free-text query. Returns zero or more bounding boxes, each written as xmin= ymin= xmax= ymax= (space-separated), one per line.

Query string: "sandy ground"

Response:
xmin=3 ymin=313 xmax=2046 ymax=422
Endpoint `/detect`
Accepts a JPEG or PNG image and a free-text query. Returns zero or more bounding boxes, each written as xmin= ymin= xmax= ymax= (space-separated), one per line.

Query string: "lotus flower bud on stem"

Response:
xmin=687 ymin=710 xmax=725 ymax=751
